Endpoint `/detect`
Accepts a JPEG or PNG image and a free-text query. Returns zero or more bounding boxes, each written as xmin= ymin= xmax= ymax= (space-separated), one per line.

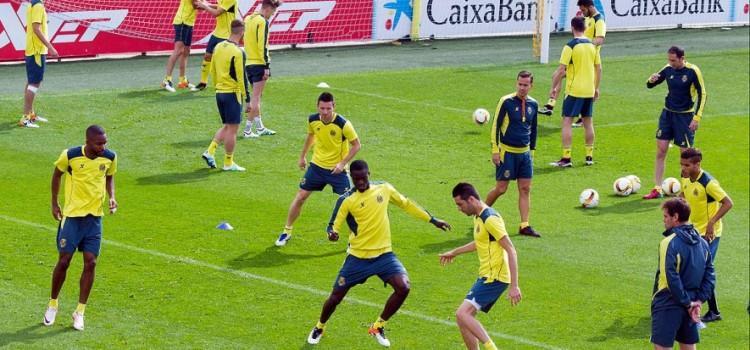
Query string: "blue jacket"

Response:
xmin=652 ymin=224 xmax=715 ymax=311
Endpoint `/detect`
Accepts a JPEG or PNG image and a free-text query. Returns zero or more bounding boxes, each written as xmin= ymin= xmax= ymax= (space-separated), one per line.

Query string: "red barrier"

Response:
xmin=0 ymin=0 xmax=372 ymax=61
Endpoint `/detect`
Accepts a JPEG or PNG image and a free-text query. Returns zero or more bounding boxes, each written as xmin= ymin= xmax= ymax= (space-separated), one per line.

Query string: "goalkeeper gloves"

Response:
xmin=539 ymin=98 xmax=556 ymax=116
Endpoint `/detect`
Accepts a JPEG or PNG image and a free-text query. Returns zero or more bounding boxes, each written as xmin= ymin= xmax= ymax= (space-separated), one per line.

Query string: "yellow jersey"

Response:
xmin=559 ymin=37 xmax=600 ymax=98
xmin=333 ymin=183 xmax=432 ymax=259
xmin=474 ymin=206 xmax=510 ymax=283
xmin=307 ymin=113 xmax=359 ymax=170
xmin=212 ymin=0 xmax=238 ymax=39
xmin=173 ymin=0 xmax=197 ymax=26
xmin=54 ymin=146 xmax=117 ymax=217
xmin=584 ymin=13 xmax=606 ymax=59
xmin=681 ymin=171 xmax=728 ymax=237
xmin=210 ymin=40 xmax=248 ymax=101
xmin=25 ymin=0 xmax=48 ymax=56
xmin=244 ymin=12 xmax=270 ymax=67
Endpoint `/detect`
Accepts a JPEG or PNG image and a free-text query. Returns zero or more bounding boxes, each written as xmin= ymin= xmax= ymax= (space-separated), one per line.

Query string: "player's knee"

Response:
xmin=328 ymin=291 xmax=345 ymax=305
xmin=56 ymin=256 xmax=72 ymax=270
xmin=519 ymin=185 xmax=531 ymax=195
xmin=83 ymin=257 xmax=97 ymax=271
xmin=495 ymin=185 xmax=508 ymax=196
xmin=395 ymin=281 xmax=411 ymax=297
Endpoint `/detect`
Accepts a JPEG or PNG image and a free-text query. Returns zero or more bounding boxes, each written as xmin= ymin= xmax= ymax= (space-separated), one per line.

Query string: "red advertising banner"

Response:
xmin=0 ymin=0 xmax=372 ymax=61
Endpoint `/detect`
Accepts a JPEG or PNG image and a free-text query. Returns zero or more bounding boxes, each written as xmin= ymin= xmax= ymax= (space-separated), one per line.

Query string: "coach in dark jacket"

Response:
xmin=651 ymin=198 xmax=715 ymax=350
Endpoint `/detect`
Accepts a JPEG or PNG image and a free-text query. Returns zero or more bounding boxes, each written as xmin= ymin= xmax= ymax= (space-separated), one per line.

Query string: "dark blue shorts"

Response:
xmin=206 ymin=35 xmax=226 ymax=54
xmin=562 ymin=96 xmax=594 ymax=118
xmin=495 ymin=151 xmax=532 ymax=180
xmin=300 ymin=162 xmax=351 ymax=194
xmin=465 ymin=278 xmax=508 ymax=313
xmin=333 ymin=252 xmax=407 ymax=290
xmin=173 ymin=24 xmax=194 ymax=46
xmin=651 ymin=307 xmax=699 ymax=347
xmin=216 ymin=93 xmax=242 ymax=124
xmin=57 ymin=215 xmax=102 ymax=256
xmin=246 ymin=65 xmax=266 ymax=84
xmin=657 ymin=109 xmax=695 ymax=148
xmin=705 ymin=236 xmax=719 ymax=263
xmin=25 ymin=55 xmax=46 ymax=85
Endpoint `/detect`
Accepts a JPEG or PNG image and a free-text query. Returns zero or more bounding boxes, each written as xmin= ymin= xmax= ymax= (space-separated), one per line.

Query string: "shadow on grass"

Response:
xmin=0 ymin=324 xmax=68 ymax=347
xmin=118 ymin=89 xmax=210 ymax=103
xmin=171 ymin=140 xmax=208 ymax=150
xmin=586 ymin=316 xmax=651 ymax=342
xmin=0 ymin=121 xmax=17 ymax=133
xmin=228 ymin=246 xmax=346 ymax=269
xmin=136 ymin=168 xmax=216 ymax=185
xmin=576 ymin=195 xmax=662 ymax=216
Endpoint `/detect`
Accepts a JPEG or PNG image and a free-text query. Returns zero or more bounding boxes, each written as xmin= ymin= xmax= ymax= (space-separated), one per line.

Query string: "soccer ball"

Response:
xmin=626 ymin=175 xmax=641 ymax=193
xmin=473 ymin=108 xmax=490 ymax=125
xmin=661 ymin=177 xmax=681 ymax=196
xmin=579 ymin=189 xmax=599 ymax=208
xmin=613 ymin=177 xmax=633 ymax=196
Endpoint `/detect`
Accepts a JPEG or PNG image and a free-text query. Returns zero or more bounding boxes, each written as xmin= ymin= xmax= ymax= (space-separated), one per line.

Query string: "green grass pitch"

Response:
xmin=0 ymin=28 xmax=748 ymax=349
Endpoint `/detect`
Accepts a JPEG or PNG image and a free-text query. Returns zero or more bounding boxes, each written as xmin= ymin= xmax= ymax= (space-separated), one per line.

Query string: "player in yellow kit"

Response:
xmin=242 ymin=0 xmax=281 ymax=138
xmin=306 ymin=160 xmax=451 ymax=347
xmin=162 ymin=0 xmax=200 ymax=92
xmin=192 ymin=0 xmax=238 ymax=91
xmin=440 ymin=183 xmax=521 ymax=350
xmin=19 ymin=0 xmax=58 ymax=128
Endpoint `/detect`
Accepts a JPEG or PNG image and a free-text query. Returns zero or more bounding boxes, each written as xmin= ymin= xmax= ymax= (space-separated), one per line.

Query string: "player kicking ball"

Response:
xmin=439 ymin=182 xmax=522 ymax=350
xmin=306 ymin=160 xmax=451 ymax=347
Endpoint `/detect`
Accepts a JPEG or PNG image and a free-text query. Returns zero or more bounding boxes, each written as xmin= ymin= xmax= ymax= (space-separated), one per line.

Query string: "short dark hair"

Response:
xmin=262 ymin=0 xmax=282 ymax=8
xmin=517 ymin=70 xmax=533 ymax=83
xmin=668 ymin=46 xmax=685 ymax=58
xmin=577 ymin=0 xmax=594 ymax=7
xmin=571 ymin=17 xmax=586 ymax=32
xmin=662 ymin=198 xmax=691 ymax=222
xmin=452 ymin=182 xmax=480 ymax=200
xmin=86 ymin=125 xmax=105 ymax=138
xmin=681 ymin=148 xmax=702 ymax=163
xmin=318 ymin=92 xmax=334 ymax=104
xmin=350 ymin=159 xmax=368 ymax=172
xmin=231 ymin=19 xmax=244 ymax=35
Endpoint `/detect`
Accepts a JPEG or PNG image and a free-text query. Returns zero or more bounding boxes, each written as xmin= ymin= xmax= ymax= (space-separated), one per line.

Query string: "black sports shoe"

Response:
xmin=572 ymin=117 xmax=583 ymax=127
xmin=307 ymin=327 xmax=324 ymax=344
xmin=539 ymin=104 xmax=554 ymax=116
xmin=701 ymin=311 xmax=722 ymax=323
xmin=190 ymin=82 xmax=207 ymax=91
xmin=585 ymin=156 xmax=594 ymax=166
xmin=519 ymin=226 xmax=541 ymax=238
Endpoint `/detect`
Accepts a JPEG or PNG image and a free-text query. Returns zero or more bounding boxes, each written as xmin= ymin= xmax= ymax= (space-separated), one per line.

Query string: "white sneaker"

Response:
xmin=369 ymin=326 xmax=391 ymax=347
xmin=275 ymin=233 xmax=291 ymax=246
xmin=31 ymin=115 xmax=48 ymax=123
xmin=222 ymin=163 xmax=246 ymax=171
xmin=307 ymin=327 xmax=324 ymax=345
xmin=256 ymin=128 xmax=276 ymax=136
xmin=162 ymin=79 xmax=176 ymax=93
xmin=19 ymin=119 xmax=40 ymax=128
xmin=243 ymin=130 xmax=259 ymax=138
xmin=72 ymin=311 xmax=84 ymax=331
xmin=43 ymin=306 xmax=57 ymax=326
xmin=201 ymin=151 xmax=216 ymax=169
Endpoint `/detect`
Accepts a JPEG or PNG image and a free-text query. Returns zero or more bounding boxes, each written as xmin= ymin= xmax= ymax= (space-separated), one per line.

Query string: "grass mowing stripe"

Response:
xmin=0 ymin=213 xmax=565 ymax=350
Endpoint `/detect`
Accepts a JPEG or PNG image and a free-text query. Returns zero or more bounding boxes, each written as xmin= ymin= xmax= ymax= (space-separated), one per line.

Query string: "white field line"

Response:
xmin=0 ymin=213 xmax=564 ymax=350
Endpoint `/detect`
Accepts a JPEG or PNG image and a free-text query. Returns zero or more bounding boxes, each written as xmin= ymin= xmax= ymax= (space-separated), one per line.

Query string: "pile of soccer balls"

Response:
xmin=579 ymin=175 xmax=681 ymax=208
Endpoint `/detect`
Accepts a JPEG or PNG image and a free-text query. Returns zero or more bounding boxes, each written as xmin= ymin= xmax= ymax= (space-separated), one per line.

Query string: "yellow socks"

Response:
xmin=165 ymin=75 xmax=172 ymax=82
xmin=520 ymin=222 xmax=529 ymax=229
xmin=283 ymin=226 xmax=293 ymax=235
xmin=48 ymin=299 xmax=58 ymax=308
xmin=75 ymin=303 xmax=86 ymax=315
xmin=585 ymin=144 xmax=594 ymax=158
xmin=483 ymin=340 xmax=498 ymax=350
xmin=207 ymin=140 xmax=219 ymax=156
xmin=316 ymin=321 xmax=326 ymax=330
xmin=179 ymin=76 xmax=187 ymax=84
xmin=224 ymin=153 xmax=234 ymax=168
xmin=200 ymin=59 xmax=210 ymax=84
xmin=562 ymin=148 xmax=572 ymax=159
xmin=372 ymin=317 xmax=387 ymax=329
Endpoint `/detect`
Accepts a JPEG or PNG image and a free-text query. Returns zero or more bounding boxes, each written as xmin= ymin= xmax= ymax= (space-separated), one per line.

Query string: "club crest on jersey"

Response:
xmin=377 ymin=195 xmax=383 ymax=203
xmin=360 ymin=201 xmax=365 ymax=208
xmin=475 ymin=226 xmax=480 ymax=233
xmin=527 ymin=106 xmax=533 ymax=114
xmin=337 ymin=276 xmax=346 ymax=286
xmin=59 ymin=238 xmax=66 ymax=248
xmin=669 ymin=75 xmax=674 ymax=80
xmin=330 ymin=130 xmax=336 ymax=136
xmin=694 ymin=188 xmax=699 ymax=196
xmin=682 ymin=75 xmax=688 ymax=82
xmin=515 ymin=107 xmax=519 ymax=112
xmin=99 ymin=164 xmax=106 ymax=171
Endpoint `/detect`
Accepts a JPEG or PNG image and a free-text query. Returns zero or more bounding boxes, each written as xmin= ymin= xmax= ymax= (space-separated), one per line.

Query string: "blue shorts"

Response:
xmin=495 ymin=151 xmax=532 ymax=181
xmin=246 ymin=65 xmax=266 ymax=84
xmin=705 ymin=236 xmax=719 ymax=263
xmin=562 ymin=96 xmax=594 ymax=118
xmin=206 ymin=35 xmax=226 ymax=54
xmin=333 ymin=252 xmax=407 ymax=290
xmin=300 ymin=162 xmax=351 ymax=194
xmin=25 ymin=55 xmax=46 ymax=85
xmin=216 ymin=93 xmax=242 ymax=124
xmin=651 ymin=307 xmax=699 ymax=347
xmin=57 ymin=215 xmax=102 ymax=256
xmin=174 ymin=24 xmax=194 ymax=46
xmin=465 ymin=278 xmax=508 ymax=313
xmin=657 ymin=109 xmax=695 ymax=148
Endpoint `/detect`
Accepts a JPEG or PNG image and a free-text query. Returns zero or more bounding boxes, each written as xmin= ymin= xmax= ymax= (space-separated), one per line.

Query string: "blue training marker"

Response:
xmin=216 ymin=222 xmax=234 ymax=231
